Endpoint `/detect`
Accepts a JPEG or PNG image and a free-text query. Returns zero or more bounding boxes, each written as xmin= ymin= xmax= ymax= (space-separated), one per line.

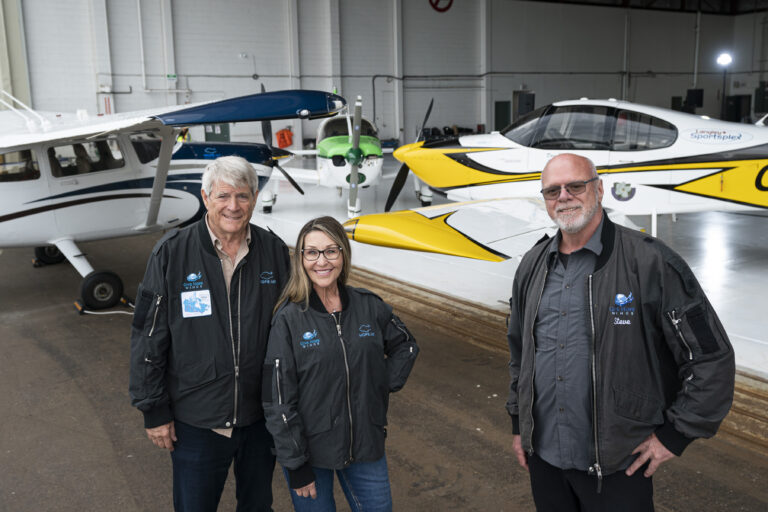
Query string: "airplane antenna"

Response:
xmin=0 ymin=89 xmax=51 ymax=132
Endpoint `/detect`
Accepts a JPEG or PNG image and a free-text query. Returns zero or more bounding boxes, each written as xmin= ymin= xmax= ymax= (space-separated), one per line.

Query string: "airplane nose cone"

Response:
xmin=393 ymin=142 xmax=419 ymax=163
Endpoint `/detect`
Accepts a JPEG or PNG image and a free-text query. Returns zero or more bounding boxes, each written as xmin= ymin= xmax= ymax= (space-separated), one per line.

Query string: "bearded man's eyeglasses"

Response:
xmin=540 ymin=177 xmax=599 ymax=200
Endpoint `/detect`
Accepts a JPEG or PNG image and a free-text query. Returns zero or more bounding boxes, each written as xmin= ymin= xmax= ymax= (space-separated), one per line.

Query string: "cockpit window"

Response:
xmin=501 ymin=106 xmax=547 ymax=146
xmin=48 ymin=137 xmax=125 ymax=177
xmin=612 ymin=110 xmax=677 ymax=151
xmin=130 ymin=132 xmax=163 ymax=164
xmin=317 ymin=117 xmax=378 ymax=140
xmin=0 ymin=149 xmax=41 ymax=182
xmin=531 ymin=105 xmax=613 ymax=150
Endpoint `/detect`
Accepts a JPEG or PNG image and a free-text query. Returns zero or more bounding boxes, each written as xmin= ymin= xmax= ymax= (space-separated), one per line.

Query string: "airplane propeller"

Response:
xmin=260 ymin=84 xmax=304 ymax=195
xmin=347 ymin=96 xmax=364 ymax=215
xmin=384 ymin=98 xmax=434 ymax=212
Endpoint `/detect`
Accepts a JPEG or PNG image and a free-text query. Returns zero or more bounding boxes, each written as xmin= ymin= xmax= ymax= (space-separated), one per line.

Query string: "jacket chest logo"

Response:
xmin=300 ymin=329 xmax=320 ymax=348
xmin=260 ymin=270 xmax=277 ymax=285
xmin=609 ymin=291 xmax=635 ymax=325
xmin=183 ymin=271 xmax=204 ymax=290
xmin=359 ymin=324 xmax=375 ymax=337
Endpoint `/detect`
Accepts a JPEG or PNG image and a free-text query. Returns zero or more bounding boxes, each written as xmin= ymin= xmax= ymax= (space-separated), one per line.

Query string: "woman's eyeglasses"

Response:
xmin=302 ymin=246 xmax=342 ymax=261
xmin=540 ymin=177 xmax=598 ymax=200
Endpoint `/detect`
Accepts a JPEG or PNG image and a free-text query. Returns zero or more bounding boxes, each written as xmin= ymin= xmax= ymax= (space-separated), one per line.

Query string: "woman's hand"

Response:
xmin=294 ymin=481 xmax=317 ymax=499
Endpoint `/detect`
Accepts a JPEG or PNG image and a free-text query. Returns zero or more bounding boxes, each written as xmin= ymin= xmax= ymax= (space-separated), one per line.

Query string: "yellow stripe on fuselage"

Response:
xmin=394 ymin=142 xmax=536 ymax=188
xmin=343 ymin=210 xmax=506 ymax=262
xmin=601 ymin=159 xmax=768 ymax=208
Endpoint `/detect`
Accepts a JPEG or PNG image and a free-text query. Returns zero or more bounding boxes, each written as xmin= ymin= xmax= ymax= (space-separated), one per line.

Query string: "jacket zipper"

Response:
xmin=282 ymin=413 xmax=301 ymax=451
xmin=275 ymin=358 xmax=283 ymax=405
xmin=148 ymin=295 xmax=163 ymax=336
xmin=587 ymin=275 xmax=603 ymax=492
xmin=527 ymin=267 xmax=548 ymax=454
xmin=333 ymin=311 xmax=355 ymax=465
xmin=666 ymin=309 xmax=693 ymax=361
xmin=226 ymin=268 xmax=243 ymax=427
xmin=391 ymin=318 xmax=415 ymax=355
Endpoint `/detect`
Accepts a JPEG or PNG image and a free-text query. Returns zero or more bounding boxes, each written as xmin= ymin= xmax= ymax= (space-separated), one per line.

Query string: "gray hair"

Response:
xmin=201 ymin=155 xmax=259 ymax=196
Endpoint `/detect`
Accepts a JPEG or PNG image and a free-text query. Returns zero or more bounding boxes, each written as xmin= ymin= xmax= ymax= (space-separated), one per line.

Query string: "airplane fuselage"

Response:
xmin=394 ymin=99 xmax=768 ymax=216
xmin=0 ymin=135 xmax=271 ymax=248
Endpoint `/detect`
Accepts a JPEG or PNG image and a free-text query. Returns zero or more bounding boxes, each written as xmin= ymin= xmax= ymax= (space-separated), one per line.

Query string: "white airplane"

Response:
xmin=349 ymin=98 xmax=768 ymax=260
xmin=262 ymin=96 xmax=387 ymax=217
xmin=0 ymin=89 xmax=345 ymax=308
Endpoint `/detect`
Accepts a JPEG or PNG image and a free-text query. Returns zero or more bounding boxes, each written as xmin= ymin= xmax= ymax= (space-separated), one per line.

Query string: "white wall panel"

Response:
xmin=17 ymin=0 xmax=768 ymax=141
xmin=492 ymin=1 xmax=625 ymax=73
xmin=22 ymin=0 xmax=96 ymax=112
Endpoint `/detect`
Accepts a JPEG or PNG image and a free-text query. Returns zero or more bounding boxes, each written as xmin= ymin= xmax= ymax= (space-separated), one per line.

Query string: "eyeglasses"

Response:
xmin=540 ymin=177 xmax=599 ymax=200
xmin=302 ymin=246 xmax=342 ymax=261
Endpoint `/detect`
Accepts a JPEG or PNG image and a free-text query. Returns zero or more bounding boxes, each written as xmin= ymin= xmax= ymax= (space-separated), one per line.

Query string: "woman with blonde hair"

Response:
xmin=263 ymin=216 xmax=419 ymax=512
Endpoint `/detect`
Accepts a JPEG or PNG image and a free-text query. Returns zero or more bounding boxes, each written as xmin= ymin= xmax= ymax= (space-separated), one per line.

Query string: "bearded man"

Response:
xmin=505 ymin=153 xmax=734 ymax=511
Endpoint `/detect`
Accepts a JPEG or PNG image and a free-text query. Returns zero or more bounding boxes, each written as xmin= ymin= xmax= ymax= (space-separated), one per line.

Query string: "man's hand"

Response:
xmin=626 ymin=432 xmax=676 ymax=477
xmin=145 ymin=421 xmax=177 ymax=451
xmin=294 ymin=481 xmax=317 ymax=499
xmin=512 ymin=434 xmax=529 ymax=471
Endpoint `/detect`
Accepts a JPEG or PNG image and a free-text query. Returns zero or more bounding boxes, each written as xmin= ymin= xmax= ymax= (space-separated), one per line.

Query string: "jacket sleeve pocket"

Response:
xmin=666 ymin=301 xmax=728 ymax=361
xmin=132 ymin=289 xmax=154 ymax=329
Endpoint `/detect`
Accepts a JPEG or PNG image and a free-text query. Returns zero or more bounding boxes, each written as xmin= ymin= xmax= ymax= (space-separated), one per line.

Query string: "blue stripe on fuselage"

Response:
xmin=172 ymin=142 xmax=273 ymax=162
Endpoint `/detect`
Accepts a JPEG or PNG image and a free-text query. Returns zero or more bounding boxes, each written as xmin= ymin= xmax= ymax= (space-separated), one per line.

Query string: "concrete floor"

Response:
xmin=1 ymin=230 xmax=767 ymax=511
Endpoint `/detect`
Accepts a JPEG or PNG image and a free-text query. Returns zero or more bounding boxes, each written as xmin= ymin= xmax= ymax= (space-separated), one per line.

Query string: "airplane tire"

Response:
xmin=81 ymin=271 xmax=123 ymax=310
xmin=34 ymin=246 xmax=66 ymax=265
xmin=263 ymin=205 xmax=272 ymax=214
xmin=420 ymin=200 xmax=432 ymax=207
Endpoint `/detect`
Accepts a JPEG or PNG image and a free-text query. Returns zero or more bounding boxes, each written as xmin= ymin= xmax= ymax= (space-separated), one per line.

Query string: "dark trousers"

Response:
xmin=528 ymin=453 xmax=654 ymax=512
xmin=171 ymin=419 xmax=275 ymax=512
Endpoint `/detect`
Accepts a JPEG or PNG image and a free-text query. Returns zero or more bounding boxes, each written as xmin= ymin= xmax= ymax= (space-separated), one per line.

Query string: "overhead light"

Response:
xmin=717 ymin=53 xmax=733 ymax=67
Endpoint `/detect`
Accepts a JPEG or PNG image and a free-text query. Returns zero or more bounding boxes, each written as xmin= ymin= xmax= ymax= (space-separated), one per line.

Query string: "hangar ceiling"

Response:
xmin=524 ymin=0 xmax=768 ymax=14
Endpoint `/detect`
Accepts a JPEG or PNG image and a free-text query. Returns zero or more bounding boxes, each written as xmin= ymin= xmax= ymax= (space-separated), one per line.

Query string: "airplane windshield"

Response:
xmin=532 ymin=105 xmax=613 ymax=150
xmin=48 ymin=137 xmax=125 ymax=177
xmin=502 ymin=106 xmax=547 ymax=146
xmin=0 ymin=149 xmax=41 ymax=182
xmin=318 ymin=117 xmax=378 ymax=140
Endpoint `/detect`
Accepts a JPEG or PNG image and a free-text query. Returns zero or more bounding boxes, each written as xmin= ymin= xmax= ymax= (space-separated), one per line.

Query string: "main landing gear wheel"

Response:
xmin=81 ymin=271 xmax=123 ymax=310
xmin=34 ymin=246 xmax=66 ymax=265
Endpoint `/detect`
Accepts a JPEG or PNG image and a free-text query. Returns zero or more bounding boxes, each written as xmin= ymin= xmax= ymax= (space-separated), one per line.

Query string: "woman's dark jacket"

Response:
xmin=263 ymin=285 xmax=419 ymax=487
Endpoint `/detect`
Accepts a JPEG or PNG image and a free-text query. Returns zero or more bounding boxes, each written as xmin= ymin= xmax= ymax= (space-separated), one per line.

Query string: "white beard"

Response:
xmin=553 ymin=197 xmax=600 ymax=234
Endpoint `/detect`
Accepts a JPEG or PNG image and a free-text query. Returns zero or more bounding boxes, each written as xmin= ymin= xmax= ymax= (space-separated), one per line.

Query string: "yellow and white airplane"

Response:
xmin=0 ymin=89 xmax=345 ymax=308
xmin=348 ymin=98 xmax=768 ymax=261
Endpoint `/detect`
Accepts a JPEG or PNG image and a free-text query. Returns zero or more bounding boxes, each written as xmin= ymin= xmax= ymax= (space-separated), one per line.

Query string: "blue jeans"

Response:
xmin=283 ymin=456 xmax=393 ymax=512
xmin=171 ymin=420 xmax=275 ymax=512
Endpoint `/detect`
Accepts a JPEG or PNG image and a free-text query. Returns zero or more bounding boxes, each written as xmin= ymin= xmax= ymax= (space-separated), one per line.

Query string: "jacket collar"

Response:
xmin=196 ymin=216 xmax=255 ymax=257
xmin=309 ymin=284 xmax=350 ymax=314
xmin=594 ymin=210 xmax=615 ymax=272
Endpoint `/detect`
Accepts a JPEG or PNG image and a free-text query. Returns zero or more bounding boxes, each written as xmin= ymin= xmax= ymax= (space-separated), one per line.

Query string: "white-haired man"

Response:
xmin=506 ymin=153 xmax=735 ymax=511
xmin=130 ymin=155 xmax=290 ymax=511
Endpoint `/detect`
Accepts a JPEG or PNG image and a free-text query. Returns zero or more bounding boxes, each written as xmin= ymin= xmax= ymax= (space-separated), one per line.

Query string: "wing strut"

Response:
xmin=138 ymin=126 xmax=176 ymax=231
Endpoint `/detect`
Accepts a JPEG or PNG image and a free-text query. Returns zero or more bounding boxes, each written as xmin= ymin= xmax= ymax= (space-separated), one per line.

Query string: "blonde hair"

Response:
xmin=274 ymin=216 xmax=352 ymax=313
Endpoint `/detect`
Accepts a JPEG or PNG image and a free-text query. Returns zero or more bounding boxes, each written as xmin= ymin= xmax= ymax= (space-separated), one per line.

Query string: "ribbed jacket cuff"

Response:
xmin=510 ymin=414 xmax=520 ymax=435
xmin=655 ymin=419 xmax=693 ymax=456
xmin=142 ymin=405 xmax=173 ymax=429
xmin=288 ymin=462 xmax=316 ymax=489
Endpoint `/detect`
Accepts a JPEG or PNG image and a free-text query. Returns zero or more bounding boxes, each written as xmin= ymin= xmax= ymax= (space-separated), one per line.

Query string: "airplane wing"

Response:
xmin=343 ymin=199 xmax=644 ymax=262
xmin=343 ymin=198 xmax=558 ymax=262
xmin=0 ymin=90 xmax=346 ymax=150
